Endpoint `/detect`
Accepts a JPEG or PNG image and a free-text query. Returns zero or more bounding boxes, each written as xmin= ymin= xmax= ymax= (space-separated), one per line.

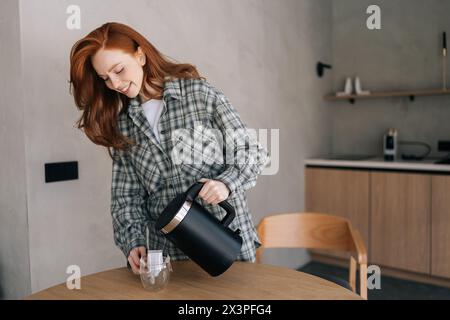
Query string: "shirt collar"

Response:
xmin=162 ymin=77 xmax=183 ymax=101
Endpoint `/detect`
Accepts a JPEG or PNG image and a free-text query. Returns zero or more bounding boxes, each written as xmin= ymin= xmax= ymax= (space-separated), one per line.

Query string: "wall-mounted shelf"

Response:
xmin=324 ymin=88 xmax=450 ymax=104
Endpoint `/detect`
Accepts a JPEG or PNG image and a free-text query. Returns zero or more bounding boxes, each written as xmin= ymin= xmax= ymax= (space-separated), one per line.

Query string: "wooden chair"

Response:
xmin=256 ymin=212 xmax=368 ymax=299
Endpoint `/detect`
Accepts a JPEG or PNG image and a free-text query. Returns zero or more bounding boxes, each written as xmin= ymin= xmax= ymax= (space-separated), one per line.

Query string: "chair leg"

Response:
xmin=349 ymin=256 xmax=356 ymax=292
xmin=359 ymin=263 xmax=368 ymax=300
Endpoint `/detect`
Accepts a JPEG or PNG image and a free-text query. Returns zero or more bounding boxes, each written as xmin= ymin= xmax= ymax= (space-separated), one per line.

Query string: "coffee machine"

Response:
xmin=383 ymin=128 xmax=398 ymax=161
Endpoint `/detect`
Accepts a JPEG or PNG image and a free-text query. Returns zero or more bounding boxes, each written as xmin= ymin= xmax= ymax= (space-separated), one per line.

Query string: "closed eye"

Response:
xmin=102 ymin=68 xmax=124 ymax=82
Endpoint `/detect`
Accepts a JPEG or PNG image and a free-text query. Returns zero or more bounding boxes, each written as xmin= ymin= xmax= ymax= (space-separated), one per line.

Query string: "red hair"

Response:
xmin=69 ymin=22 xmax=204 ymax=159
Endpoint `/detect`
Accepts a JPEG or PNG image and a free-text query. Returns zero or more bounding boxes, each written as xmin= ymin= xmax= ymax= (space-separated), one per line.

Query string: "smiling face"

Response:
xmin=91 ymin=46 xmax=151 ymax=100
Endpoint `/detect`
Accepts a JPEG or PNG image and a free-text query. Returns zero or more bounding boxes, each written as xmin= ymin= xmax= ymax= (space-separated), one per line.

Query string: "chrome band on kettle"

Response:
xmin=161 ymin=201 xmax=192 ymax=234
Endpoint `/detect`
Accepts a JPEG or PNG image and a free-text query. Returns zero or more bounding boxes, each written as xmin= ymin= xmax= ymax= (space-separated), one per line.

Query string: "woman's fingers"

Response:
xmin=201 ymin=188 xmax=218 ymax=204
xmin=130 ymin=249 xmax=140 ymax=266
xmin=128 ymin=255 xmax=139 ymax=274
xmin=198 ymin=179 xmax=212 ymax=199
xmin=199 ymin=180 xmax=218 ymax=200
xmin=138 ymin=246 xmax=147 ymax=259
xmin=128 ymin=246 xmax=146 ymax=274
xmin=203 ymin=195 xmax=217 ymax=204
xmin=198 ymin=179 xmax=229 ymax=204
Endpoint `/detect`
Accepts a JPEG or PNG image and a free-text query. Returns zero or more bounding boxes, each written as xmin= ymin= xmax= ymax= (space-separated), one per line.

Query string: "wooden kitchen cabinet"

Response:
xmin=370 ymin=172 xmax=431 ymax=274
xmin=431 ymin=176 xmax=450 ymax=278
xmin=305 ymin=164 xmax=450 ymax=282
xmin=305 ymin=167 xmax=370 ymax=259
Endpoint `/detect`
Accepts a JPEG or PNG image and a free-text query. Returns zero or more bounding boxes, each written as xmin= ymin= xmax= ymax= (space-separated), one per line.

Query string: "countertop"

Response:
xmin=305 ymin=156 xmax=450 ymax=173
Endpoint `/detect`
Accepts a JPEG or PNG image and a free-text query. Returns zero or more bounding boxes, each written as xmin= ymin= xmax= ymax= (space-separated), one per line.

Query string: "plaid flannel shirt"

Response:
xmin=110 ymin=77 xmax=269 ymax=262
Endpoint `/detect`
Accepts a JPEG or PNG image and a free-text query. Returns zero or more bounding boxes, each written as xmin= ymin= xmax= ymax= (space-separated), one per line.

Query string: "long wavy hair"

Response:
xmin=69 ymin=22 xmax=204 ymax=160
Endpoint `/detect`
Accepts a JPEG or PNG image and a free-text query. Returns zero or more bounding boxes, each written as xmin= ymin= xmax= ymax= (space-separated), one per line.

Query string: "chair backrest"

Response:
xmin=256 ymin=212 xmax=368 ymax=300
xmin=257 ymin=212 xmax=354 ymax=252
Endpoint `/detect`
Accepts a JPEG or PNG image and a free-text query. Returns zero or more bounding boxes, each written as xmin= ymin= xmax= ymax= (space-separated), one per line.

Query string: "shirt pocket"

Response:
xmin=171 ymin=123 xmax=224 ymax=179
xmin=130 ymin=144 xmax=163 ymax=196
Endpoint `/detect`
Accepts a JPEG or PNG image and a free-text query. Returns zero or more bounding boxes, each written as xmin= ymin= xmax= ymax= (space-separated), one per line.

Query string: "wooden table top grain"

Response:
xmin=25 ymin=261 xmax=362 ymax=300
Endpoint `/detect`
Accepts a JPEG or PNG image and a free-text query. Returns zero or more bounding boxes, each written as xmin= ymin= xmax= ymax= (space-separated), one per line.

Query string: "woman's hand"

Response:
xmin=198 ymin=178 xmax=230 ymax=205
xmin=128 ymin=246 xmax=146 ymax=275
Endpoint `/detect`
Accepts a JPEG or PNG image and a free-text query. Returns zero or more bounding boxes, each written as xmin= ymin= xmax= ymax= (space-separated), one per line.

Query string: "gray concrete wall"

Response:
xmin=0 ymin=0 xmax=332 ymax=298
xmin=331 ymin=0 xmax=450 ymax=157
xmin=253 ymin=0 xmax=333 ymax=268
xmin=19 ymin=0 xmax=126 ymax=295
xmin=0 ymin=0 xmax=31 ymax=300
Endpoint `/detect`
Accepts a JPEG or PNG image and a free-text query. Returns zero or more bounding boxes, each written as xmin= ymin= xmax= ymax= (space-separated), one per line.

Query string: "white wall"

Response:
xmin=0 ymin=0 xmax=333 ymax=298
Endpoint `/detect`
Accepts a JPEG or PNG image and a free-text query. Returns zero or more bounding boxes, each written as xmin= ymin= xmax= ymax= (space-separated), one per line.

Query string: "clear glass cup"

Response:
xmin=139 ymin=253 xmax=172 ymax=291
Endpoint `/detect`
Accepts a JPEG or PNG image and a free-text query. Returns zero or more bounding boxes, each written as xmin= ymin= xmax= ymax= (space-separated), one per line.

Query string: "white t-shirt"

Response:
xmin=141 ymin=99 xmax=164 ymax=143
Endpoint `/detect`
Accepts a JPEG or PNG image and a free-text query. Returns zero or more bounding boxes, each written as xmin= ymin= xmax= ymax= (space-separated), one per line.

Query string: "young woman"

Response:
xmin=69 ymin=22 xmax=268 ymax=274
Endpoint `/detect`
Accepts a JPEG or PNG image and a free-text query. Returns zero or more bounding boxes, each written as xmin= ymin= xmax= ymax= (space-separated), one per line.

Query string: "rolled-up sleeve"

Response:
xmin=209 ymin=85 xmax=269 ymax=195
xmin=110 ymin=148 xmax=149 ymax=258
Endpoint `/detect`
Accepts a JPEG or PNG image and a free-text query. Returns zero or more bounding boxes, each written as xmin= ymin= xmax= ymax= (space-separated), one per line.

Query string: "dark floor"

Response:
xmin=298 ymin=262 xmax=450 ymax=300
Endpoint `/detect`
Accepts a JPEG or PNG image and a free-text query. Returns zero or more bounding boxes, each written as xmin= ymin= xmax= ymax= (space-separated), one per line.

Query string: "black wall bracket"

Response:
xmin=316 ymin=61 xmax=332 ymax=78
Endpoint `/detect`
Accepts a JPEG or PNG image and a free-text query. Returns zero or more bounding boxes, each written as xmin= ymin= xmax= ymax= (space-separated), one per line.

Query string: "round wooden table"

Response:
xmin=25 ymin=261 xmax=361 ymax=300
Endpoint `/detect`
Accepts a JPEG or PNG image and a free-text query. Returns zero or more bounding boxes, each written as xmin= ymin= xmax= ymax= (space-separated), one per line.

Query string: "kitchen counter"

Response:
xmin=305 ymin=156 xmax=450 ymax=173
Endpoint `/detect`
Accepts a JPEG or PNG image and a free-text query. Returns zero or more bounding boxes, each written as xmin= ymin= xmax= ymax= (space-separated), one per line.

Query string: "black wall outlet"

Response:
xmin=45 ymin=161 xmax=78 ymax=183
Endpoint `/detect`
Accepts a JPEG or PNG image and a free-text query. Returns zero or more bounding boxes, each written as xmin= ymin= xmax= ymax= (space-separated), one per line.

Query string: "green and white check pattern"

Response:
xmin=110 ymin=77 xmax=269 ymax=262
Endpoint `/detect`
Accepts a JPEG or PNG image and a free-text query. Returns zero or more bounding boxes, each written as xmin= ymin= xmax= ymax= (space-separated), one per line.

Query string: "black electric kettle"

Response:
xmin=155 ymin=181 xmax=242 ymax=276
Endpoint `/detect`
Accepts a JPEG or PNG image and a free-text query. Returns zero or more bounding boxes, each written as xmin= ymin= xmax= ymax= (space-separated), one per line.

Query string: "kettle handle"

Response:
xmin=185 ymin=181 xmax=236 ymax=227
